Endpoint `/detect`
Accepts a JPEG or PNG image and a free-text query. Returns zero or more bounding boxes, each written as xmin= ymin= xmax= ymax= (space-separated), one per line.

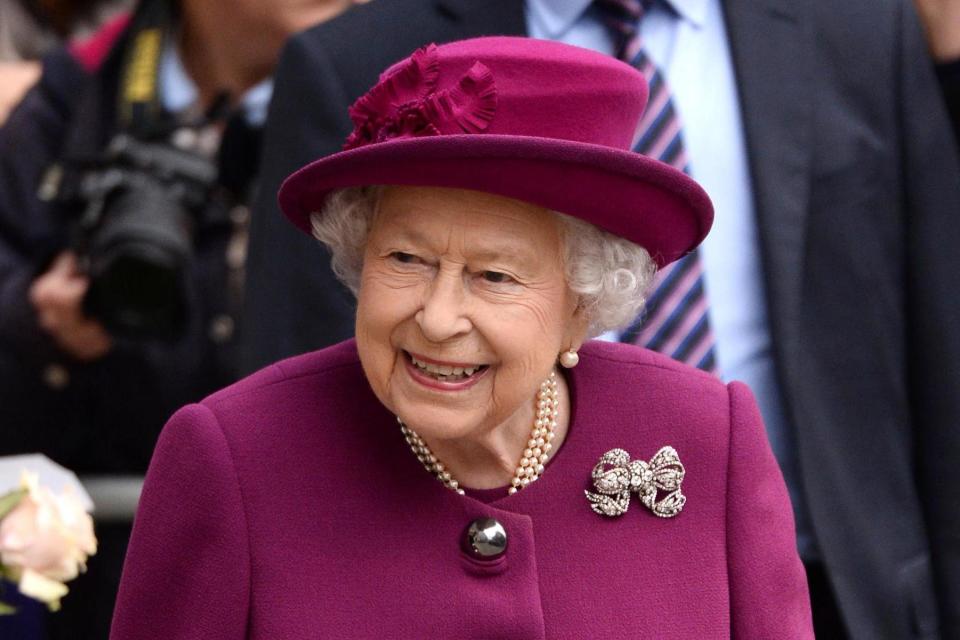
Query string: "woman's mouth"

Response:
xmin=403 ymin=351 xmax=489 ymax=388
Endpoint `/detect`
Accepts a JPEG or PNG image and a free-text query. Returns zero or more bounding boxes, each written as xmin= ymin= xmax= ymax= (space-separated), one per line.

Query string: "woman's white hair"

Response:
xmin=310 ymin=187 xmax=656 ymax=337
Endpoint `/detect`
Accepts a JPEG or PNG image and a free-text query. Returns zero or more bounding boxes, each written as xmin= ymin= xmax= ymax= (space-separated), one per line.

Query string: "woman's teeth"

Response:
xmin=410 ymin=355 xmax=482 ymax=381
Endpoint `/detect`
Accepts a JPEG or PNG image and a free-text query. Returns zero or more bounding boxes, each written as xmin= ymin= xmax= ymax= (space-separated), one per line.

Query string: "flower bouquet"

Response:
xmin=0 ymin=456 xmax=97 ymax=613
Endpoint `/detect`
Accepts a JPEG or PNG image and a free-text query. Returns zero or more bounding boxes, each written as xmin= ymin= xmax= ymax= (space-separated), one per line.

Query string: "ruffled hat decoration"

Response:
xmin=343 ymin=45 xmax=498 ymax=149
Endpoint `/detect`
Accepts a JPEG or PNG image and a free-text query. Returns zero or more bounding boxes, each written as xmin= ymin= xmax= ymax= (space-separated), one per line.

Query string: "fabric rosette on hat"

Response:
xmin=279 ymin=36 xmax=713 ymax=267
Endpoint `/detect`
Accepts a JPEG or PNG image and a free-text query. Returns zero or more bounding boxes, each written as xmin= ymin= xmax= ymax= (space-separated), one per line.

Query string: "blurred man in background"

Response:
xmin=243 ymin=1 xmax=960 ymax=638
xmin=0 ymin=0 xmax=361 ymax=636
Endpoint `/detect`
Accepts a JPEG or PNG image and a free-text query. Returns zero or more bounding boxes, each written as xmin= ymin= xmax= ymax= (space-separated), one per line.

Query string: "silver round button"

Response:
xmin=463 ymin=517 xmax=508 ymax=560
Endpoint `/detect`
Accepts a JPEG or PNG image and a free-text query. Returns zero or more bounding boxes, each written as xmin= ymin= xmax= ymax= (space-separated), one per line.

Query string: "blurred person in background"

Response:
xmin=0 ymin=0 xmax=362 ymax=636
xmin=0 ymin=0 xmax=130 ymax=123
xmin=243 ymin=1 xmax=960 ymax=638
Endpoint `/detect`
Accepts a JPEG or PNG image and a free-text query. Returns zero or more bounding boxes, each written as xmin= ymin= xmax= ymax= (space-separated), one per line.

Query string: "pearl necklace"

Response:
xmin=399 ymin=371 xmax=560 ymax=496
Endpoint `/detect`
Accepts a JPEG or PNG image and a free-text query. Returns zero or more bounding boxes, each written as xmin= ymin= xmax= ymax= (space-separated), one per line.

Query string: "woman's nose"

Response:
xmin=415 ymin=271 xmax=472 ymax=342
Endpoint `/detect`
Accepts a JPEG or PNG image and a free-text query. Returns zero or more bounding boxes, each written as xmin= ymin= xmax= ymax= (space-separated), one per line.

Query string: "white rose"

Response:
xmin=0 ymin=471 xmax=97 ymax=609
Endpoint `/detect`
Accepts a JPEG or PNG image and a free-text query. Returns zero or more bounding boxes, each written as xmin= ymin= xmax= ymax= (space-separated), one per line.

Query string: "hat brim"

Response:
xmin=278 ymin=135 xmax=713 ymax=267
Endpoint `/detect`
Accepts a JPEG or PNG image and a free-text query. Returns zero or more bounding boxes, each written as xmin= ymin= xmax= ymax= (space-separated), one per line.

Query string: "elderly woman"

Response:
xmin=111 ymin=37 xmax=812 ymax=639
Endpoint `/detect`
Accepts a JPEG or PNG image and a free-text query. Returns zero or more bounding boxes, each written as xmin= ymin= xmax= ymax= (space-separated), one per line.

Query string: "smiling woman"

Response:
xmin=355 ymin=187 xmax=584 ymax=487
xmin=111 ymin=37 xmax=814 ymax=639
xmin=313 ymin=185 xmax=654 ymax=490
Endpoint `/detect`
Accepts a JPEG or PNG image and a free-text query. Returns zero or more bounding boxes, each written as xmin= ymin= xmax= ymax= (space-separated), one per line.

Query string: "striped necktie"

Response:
xmin=596 ymin=0 xmax=718 ymax=374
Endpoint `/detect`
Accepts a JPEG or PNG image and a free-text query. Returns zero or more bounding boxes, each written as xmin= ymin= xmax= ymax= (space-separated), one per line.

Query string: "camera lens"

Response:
xmin=84 ymin=182 xmax=192 ymax=340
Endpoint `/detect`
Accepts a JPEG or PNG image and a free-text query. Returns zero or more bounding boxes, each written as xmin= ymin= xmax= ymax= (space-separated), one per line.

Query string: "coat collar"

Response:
xmin=722 ymin=0 xmax=813 ymax=368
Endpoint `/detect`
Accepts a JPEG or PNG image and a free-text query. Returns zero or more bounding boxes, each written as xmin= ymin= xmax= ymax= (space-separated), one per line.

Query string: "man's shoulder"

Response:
xmin=285 ymin=0 xmax=455 ymax=67
xmin=297 ymin=0 xmax=442 ymax=42
xmin=279 ymin=0 xmax=526 ymax=83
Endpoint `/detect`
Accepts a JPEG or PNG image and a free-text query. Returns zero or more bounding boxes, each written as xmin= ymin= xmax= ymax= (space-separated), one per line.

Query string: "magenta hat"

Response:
xmin=278 ymin=36 xmax=713 ymax=267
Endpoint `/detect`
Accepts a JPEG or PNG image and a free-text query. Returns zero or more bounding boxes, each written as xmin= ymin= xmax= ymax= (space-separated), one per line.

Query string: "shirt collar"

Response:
xmin=159 ymin=39 xmax=197 ymax=114
xmin=528 ymin=0 xmax=594 ymax=38
xmin=159 ymin=39 xmax=273 ymax=126
xmin=664 ymin=0 xmax=707 ymax=29
xmin=528 ymin=0 xmax=707 ymax=36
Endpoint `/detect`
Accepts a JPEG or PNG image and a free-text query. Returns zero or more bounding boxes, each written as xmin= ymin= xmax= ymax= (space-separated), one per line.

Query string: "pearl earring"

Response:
xmin=559 ymin=349 xmax=579 ymax=368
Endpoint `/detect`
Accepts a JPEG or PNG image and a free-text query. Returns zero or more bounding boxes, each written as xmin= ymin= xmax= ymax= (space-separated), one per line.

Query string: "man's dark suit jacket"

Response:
xmin=242 ymin=0 xmax=960 ymax=637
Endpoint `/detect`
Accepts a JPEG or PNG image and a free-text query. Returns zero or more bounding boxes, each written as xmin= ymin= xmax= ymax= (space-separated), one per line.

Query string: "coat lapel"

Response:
xmin=722 ymin=0 xmax=813 ymax=365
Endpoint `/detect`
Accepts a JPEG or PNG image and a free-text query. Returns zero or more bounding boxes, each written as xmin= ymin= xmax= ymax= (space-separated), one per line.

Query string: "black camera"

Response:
xmin=64 ymin=133 xmax=219 ymax=340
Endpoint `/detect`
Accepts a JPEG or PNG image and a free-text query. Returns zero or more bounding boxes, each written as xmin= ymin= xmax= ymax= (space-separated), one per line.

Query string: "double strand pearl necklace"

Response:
xmin=399 ymin=371 xmax=560 ymax=496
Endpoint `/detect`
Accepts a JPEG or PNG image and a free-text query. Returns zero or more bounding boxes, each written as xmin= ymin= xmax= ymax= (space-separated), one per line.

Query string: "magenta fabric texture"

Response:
xmin=110 ymin=340 xmax=812 ymax=639
xmin=277 ymin=37 xmax=713 ymax=267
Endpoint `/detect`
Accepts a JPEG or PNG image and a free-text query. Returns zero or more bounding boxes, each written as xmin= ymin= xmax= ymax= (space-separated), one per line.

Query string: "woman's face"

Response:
xmin=355 ymin=186 xmax=586 ymax=442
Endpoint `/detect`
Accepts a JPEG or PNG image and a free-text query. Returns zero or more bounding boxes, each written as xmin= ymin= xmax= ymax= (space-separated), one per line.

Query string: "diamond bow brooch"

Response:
xmin=585 ymin=447 xmax=686 ymax=518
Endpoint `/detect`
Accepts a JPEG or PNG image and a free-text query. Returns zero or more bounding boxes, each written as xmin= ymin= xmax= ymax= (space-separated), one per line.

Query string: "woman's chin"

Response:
xmin=394 ymin=406 xmax=484 ymax=443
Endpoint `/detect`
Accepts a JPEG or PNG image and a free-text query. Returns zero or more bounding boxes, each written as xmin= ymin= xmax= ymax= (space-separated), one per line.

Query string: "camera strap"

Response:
xmin=117 ymin=0 xmax=177 ymax=137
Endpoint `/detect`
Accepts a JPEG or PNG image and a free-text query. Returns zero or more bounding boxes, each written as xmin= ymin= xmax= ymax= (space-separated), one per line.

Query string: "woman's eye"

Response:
xmin=390 ymin=251 xmax=419 ymax=264
xmin=482 ymin=270 xmax=514 ymax=284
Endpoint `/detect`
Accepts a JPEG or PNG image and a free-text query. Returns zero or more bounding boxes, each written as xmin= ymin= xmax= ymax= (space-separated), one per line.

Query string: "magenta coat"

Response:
xmin=110 ymin=339 xmax=813 ymax=639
